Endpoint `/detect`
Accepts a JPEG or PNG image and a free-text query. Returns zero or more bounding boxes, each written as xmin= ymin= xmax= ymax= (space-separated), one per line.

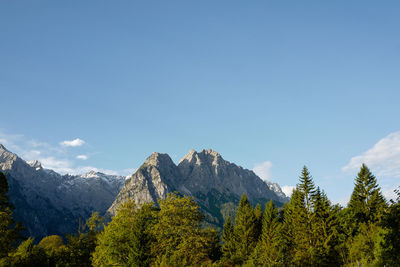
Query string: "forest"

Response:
xmin=1 ymin=164 xmax=399 ymax=266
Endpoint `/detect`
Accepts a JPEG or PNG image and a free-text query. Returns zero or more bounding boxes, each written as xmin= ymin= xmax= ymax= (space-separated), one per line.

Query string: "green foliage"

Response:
xmin=348 ymin=164 xmax=387 ymax=229
xmin=0 ymin=237 xmax=49 ymax=267
xmin=152 ymin=193 xmax=219 ymax=266
xmin=38 ymin=235 xmax=66 ymax=265
xmin=311 ymin=188 xmax=341 ymax=266
xmin=230 ymin=194 xmax=258 ymax=264
xmin=379 ymin=187 xmax=400 ymax=265
xmin=346 ymin=223 xmax=383 ymax=266
xmin=221 ymin=216 xmax=235 ymax=261
xmin=0 ymin=172 xmax=22 ymax=259
xmin=248 ymin=200 xmax=282 ymax=266
xmin=93 ymin=201 xmax=157 ymax=267
xmin=60 ymin=212 xmax=104 ymax=267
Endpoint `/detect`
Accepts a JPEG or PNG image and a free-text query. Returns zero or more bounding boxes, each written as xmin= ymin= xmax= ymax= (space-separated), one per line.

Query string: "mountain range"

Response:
xmin=0 ymin=144 xmax=288 ymax=239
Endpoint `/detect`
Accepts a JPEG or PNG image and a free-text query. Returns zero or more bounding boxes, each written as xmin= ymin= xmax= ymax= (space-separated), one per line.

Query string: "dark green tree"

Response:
xmin=347 ymin=164 xmax=387 ymax=228
xmin=64 ymin=212 xmax=104 ymax=267
xmin=231 ymin=193 xmax=258 ymax=264
xmin=248 ymin=200 xmax=282 ymax=266
xmin=311 ymin=187 xmax=341 ymax=266
xmin=254 ymin=203 xmax=263 ymax=241
xmin=0 ymin=237 xmax=49 ymax=267
xmin=380 ymin=187 xmax=400 ymax=265
xmin=221 ymin=216 xmax=235 ymax=261
xmin=0 ymin=172 xmax=22 ymax=259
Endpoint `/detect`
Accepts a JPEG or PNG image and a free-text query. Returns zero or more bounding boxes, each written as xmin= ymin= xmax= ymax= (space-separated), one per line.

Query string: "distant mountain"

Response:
xmin=109 ymin=149 xmax=289 ymax=229
xmin=0 ymin=144 xmax=125 ymax=240
xmin=0 ymin=144 xmax=289 ymax=238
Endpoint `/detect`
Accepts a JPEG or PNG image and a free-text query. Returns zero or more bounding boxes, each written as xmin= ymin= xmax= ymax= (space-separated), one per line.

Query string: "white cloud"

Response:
xmin=342 ymin=131 xmax=400 ymax=177
xmin=76 ymin=155 xmax=88 ymax=160
xmin=253 ymin=161 xmax=273 ymax=181
xmin=281 ymin=185 xmax=295 ymax=197
xmin=342 ymin=131 xmax=400 ymax=201
xmin=60 ymin=138 xmax=85 ymax=147
xmin=0 ymin=130 xmax=129 ymax=175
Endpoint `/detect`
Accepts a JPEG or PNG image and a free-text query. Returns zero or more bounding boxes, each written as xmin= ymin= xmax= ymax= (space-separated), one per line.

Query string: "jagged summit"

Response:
xmin=0 ymin=144 xmax=22 ymax=171
xmin=179 ymin=148 xmax=223 ymax=167
xmin=143 ymin=152 xmax=175 ymax=168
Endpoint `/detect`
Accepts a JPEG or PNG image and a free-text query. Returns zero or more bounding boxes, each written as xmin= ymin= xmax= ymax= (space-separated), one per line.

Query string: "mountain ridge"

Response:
xmin=0 ymin=144 xmax=289 ymax=237
xmin=0 ymin=144 xmax=125 ymax=239
xmin=109 ymin=148 xmax=289 ymax=228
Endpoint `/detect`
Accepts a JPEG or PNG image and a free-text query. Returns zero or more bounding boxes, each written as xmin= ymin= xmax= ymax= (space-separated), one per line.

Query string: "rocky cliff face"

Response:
xmin=108 ymin=152 xmax=180 ymax=215
xmin=109 ymin=149 xmax=289 ymax=228
xmin=0 ymin=144 xmax=125 ymax=240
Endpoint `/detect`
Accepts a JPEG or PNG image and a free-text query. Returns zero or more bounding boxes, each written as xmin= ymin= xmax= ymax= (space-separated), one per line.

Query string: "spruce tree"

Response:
xmin=254 ymin=203 xmax=263 ymax=242
xmin=278 ymin=202 xmax=295 ymax=266
xmin=221 ymin=216 xmax=235 ymax=260
xmin=380 ymin=187 xmax=400 ymax=265
xmin=312 ymin=187 xmax=341 ymax=265
xmin=257 ymin=200 xmax=281 ymax=265
xmin=348 ymin=164 xmax=387 ymax=228
xmin=232 ymin=193 xmax=258 ymax=264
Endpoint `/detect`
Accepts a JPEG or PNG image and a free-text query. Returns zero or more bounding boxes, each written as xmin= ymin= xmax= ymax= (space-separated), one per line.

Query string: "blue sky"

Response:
xmin=1 ymin=1 xmax=400 ymax=204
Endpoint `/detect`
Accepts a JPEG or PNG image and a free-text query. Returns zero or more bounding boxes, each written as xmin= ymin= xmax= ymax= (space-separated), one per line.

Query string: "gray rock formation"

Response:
xmin=0 ymin=144 xmax=125 ymax=240
xmin=109 ymin=149 xmax=289 ymax=228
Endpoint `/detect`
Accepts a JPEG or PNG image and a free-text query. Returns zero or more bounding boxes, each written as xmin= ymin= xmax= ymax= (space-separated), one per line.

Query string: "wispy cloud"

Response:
xmin=60 ymin=138 xmax=85 ymax=147
xmin=76 ymin=155 xmax=88 ymax=160
xmin=343 ymin=131 xmax=400 ymax=200
xmin=253 ymin=161 xmax=273 ymax=181
xmin=281 ymin=185 xmax=295 ymax=197
xmin=342 ymin=131 xmax=400 ymax=176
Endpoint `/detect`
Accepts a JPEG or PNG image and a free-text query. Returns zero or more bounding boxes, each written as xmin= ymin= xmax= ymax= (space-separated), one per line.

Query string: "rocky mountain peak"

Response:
xmin=0 ymin=144 xmax=19 ymax=171
xmin=179 ymin=149 xmax=222 ymax=166
xmin=143 ymin=152 xmax=175 ymax=168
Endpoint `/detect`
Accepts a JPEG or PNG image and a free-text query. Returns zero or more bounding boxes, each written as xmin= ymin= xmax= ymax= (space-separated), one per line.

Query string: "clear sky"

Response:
xmin=1 ymin=1 xmax=400 ymax=204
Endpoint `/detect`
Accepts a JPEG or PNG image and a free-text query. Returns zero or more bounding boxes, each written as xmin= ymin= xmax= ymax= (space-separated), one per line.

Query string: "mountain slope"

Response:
xmin=0 ymin=144 xmax=125 ymax=239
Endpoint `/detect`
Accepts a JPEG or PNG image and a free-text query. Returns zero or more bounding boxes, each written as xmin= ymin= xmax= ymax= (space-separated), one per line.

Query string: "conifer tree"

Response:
xmin=0 ymin=172 xmax=21 ymax=259
xmin=232 ymin=193 xmax=258 ymax=264
xmin=250 ymin=200 xmax=281 ymax=266
xmin=221 ymin=216 xmax=235 ymax=260
xmin=278 ymin=202 xmax=295 ymax=265
xmin=254 ymin=203 xmax=263 ymax=241
xmin=290 ymin=187 xmax=311 ymax=265
xmin=380 ymin=187 xmax=400 ymax=265
xmin=347 ymin=164 xmax=387 ymax=229
xmin=311 ymin=187 xmax=341 ymax=265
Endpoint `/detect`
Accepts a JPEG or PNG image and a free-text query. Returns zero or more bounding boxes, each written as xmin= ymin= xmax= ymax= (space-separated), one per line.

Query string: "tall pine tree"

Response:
xmin=249 ymin=200 xmax=282 ymax=266
xmin=231 ymin=193 xmax=258 ymax=264
xmin=347 ymin=164 xmax=387 ymax=228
